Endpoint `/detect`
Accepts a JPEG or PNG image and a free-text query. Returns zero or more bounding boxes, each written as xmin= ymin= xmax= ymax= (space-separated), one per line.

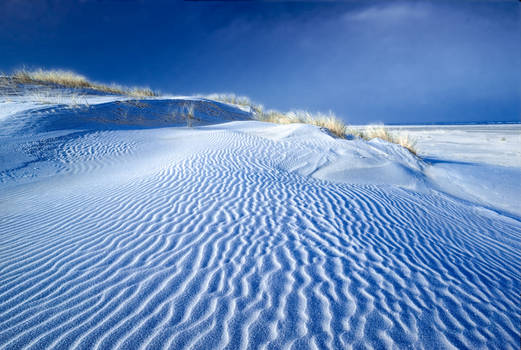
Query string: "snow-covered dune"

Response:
xmin=385 ymin=124 xmax=521 ymax=217
xmin=0 ymin=91 xmax=520 ymax=349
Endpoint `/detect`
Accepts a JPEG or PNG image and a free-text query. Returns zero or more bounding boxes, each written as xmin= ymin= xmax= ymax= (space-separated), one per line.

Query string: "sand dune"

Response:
xmin=0 ymin=93 xmax=520 ymax=349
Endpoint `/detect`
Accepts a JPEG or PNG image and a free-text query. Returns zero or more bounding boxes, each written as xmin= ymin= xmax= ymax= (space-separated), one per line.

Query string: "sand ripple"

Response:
xmin=0 ymin=128 xmax=519 ymax=349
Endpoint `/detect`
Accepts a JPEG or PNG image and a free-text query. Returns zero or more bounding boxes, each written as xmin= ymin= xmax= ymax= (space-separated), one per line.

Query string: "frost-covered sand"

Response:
xmin=386 ymin=124 xmax=521 ymax=216
xmin=0 ymin=90 xmax=520 ymax=349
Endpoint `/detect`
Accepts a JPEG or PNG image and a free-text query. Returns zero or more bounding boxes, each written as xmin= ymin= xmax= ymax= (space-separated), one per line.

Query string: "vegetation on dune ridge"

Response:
xmin=203 ymin=94 xmax=417 ymax=155
xmin=3 ymin=69 xmax=417 ymax=155
xmin=202 ymin=93 xmax=252 ymax=107
xmin=252 ymin=106 xmax=418 ymax=155
xmin=10 ymin=69 xmax=158 ymax=97
xmin=348 ymin=125 xmax=418 ymax=156
xmin=257 ymin=109 xmax=347 ymax=138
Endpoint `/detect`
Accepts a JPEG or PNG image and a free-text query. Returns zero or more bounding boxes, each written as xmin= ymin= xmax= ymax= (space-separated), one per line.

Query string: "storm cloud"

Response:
xmin=1 ymin=0 xmax=519 ymax=123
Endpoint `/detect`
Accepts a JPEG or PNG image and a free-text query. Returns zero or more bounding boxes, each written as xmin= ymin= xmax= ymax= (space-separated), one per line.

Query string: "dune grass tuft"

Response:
xmin=255 ymin=109 xmax=347 ymax=138
xmin=14 ymin=69 xmax=90 ymax=88
xmin=349 ymin=125 xmax=418 ymax=155
xmin=203 ymin=93 xmax=252 ymax=107
xmin=184 ymin=103 xmax=195 ymax=127
xmin=12 ymin=69 xmax=158 ymax=97
xmin=253 ymin=107 xmax=417 ymax=155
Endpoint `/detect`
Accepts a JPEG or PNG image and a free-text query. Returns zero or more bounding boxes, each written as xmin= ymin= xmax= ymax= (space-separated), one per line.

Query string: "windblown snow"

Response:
xmin=0 ymin=88 xmax=520 ymax=349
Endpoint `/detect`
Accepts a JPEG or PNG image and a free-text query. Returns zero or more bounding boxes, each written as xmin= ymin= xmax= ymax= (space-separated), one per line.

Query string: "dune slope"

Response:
xmin=0 ymin=93 xmax=520 ymax=349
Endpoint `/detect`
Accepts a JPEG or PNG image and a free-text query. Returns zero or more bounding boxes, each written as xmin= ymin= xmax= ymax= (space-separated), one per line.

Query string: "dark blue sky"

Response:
xmin=1 ymin=0 xmax=519 ymax=124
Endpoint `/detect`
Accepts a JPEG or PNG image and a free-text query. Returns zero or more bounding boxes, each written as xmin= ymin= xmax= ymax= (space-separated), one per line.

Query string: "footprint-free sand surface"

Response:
xmin=1 ymin=93 xmax=519 ymax=349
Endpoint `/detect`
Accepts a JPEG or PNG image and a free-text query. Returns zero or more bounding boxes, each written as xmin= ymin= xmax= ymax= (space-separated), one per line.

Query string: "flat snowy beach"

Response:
xmin=1 ymin=92 xmax=520 ymax=349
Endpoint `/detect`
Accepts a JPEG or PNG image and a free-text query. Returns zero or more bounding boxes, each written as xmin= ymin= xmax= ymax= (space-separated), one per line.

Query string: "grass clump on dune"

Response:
xmin=256 ymin=109 xmax=347 ymax=138
xmin=253 ymin=106 xmax=417 ymax=155
xmin=12 ymin=69 xmax=158 ymax=97
xmin=14 ymin=69 xmax=90 ymax=88
xmin=203 ymin=93 xmax=252 ymax=107
xmin=349 ymin=125 xmax=418 ymax=155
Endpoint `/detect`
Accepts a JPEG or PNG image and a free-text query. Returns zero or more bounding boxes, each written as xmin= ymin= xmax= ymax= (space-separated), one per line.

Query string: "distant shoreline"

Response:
xmin=384 ymin=121 xmax=521 ymax=126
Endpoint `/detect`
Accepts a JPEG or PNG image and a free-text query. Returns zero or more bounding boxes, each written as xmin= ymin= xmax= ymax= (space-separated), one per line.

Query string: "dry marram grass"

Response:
xmin=185 ymin=103 xmax=195 ymax=127
xmin=12 ymin=69 xmax=157 ymax=97
xmin=256 ymin=109 xmax=347 ymax=138
xmin=349 ymin=125 xmax=418 ymax=155
xmin=203 ymin=93 xmax=252 ymax=107
xmin=255 ymin=108 xmax=417 ymax=155
xmin=6 ymin=70 xmax=417 ymax=155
